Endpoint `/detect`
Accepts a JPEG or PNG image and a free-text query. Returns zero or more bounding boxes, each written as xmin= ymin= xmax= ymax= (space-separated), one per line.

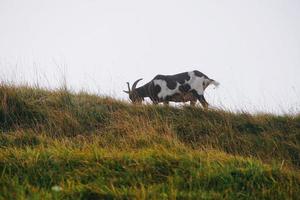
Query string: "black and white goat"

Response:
xmin=123 ymin=70 xmax=219 ymax=108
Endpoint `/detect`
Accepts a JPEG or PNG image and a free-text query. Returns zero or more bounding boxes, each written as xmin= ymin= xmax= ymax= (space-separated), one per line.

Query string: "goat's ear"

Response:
xmin=123 ymin=90 xmax=130 ymax=94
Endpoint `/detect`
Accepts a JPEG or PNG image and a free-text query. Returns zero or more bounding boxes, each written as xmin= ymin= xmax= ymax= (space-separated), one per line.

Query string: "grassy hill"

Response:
xmin=0 ymin=84 xmax=300 ymax=199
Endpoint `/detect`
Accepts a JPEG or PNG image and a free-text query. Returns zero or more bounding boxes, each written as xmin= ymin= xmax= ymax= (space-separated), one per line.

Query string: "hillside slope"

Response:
xmin=0 ymin=84 xmax=300 ymax=199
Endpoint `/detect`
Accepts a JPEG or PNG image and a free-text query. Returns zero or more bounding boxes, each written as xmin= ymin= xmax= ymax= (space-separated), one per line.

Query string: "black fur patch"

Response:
xmin=167 ymin=79 xmax=177 ymax=90
xmin=172 ymin=72 xmax=191 ymax=84
xmin=191 ymin=89 xmax=200 ymax=97
xmin=179 ymin=84 xmax=191 ymax=92
xmin=194 ymin=70 xmax=208 ymax=78
xmin=154 ymin=84 xmax=161 ymax=95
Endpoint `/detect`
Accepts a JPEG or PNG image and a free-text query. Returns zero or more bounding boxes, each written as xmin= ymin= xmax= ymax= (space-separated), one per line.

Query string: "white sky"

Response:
xmin=0 ymin=0 xmax=299 ymax=114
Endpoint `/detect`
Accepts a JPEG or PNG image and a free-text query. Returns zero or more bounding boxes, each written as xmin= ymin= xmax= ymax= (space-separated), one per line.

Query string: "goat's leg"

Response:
xmin=198 ymin=95 xmax=209 ymax=109
xmin=191 ymin=91 xmax=208 ymax=109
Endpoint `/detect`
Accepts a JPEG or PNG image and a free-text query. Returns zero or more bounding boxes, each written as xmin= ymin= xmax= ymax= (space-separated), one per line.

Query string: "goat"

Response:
xmin=123 ymin=70 xmax=219 ymax=108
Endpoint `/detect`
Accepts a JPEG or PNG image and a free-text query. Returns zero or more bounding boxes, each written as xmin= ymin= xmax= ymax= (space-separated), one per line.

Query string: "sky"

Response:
xmin=0 ymin=0 xmax=300 ymax=114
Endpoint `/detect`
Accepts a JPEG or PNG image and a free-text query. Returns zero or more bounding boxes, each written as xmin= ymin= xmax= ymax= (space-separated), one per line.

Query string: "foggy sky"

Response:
xmin=0 ymin=0 xmax=300 ymax=113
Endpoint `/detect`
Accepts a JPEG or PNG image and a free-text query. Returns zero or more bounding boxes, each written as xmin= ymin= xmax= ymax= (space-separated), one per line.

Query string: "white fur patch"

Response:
xmin=153 ymin=79 xmax=180 ymax=99
xmin=187 ymin=72 xmax=205 ymax=95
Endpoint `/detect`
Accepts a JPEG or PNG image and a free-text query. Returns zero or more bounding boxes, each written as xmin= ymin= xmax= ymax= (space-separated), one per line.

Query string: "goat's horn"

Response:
xmin=126 ymin=82 xmax=131 ymax=92
xmin=132 ymin=78 xmax=143 ymax=91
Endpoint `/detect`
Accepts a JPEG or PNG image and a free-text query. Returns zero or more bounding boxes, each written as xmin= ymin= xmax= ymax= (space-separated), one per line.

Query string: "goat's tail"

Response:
xmin=211 ymin=79 xmax=220 ymax=88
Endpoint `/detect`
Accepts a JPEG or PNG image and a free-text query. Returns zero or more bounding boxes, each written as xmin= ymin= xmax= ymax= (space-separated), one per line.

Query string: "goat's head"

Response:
xmin=123 ymin=78 xmax=144 ymax=103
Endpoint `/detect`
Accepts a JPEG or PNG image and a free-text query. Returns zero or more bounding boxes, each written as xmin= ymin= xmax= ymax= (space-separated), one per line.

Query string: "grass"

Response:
xmin=0 ymin=84 xmax=300 ymax=199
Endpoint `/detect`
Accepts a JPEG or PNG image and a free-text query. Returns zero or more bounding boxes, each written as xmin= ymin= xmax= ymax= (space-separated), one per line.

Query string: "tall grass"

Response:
xmin=0 ymin=84 xmax=300 ymax=199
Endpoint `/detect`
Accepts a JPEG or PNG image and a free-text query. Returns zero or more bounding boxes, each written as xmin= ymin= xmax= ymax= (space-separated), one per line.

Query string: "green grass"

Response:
xmin=1 ymin=84 xmax=300 ymax=199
